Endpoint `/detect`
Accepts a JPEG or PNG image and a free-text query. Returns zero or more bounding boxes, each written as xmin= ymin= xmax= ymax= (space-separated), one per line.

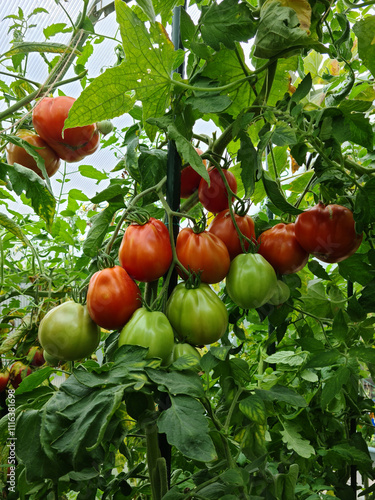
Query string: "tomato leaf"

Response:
xmin=353 ymin=16 xmax=375 ymax=78
xmin=7 ymin=163 xmax=55 ymax=231
xmin=321 ymin=366 xmax=350 ymax=410
xmin=255 ymin=385 xmax=307 ymax=407
xmin=280 ymin=420 xmax=315 ymax=458
xmin=15 ymin=367 xmax=55 ymax=395
xmin=239 ymin=394 xmax=267 ymax=424
xmin=3 ymin=41 xmax=80 ymax=57
xmin=262 ymin=171 xmax=303 ymax=215
xmin=200 ymin=0 xmax=257 ymax=51
xmin=237 ymin=131 xmax=259 ymax=197
xmin=157 ymin=394 xmax=217 ymax=462
xmin=145 ymin=368 xmax=204 ymax=399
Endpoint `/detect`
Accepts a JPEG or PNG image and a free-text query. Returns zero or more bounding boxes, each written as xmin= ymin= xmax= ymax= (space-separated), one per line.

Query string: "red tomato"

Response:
xmin=180 ymin=148 xmax=207 ymax=198
xmin=6 ymin=129 xmax=60 ymax=178
xmin=198 ymin=168 xmax=237 ymax=214
xmin=208 ymin=209 xmax=256 ymax=260
xmin=87 ymin=266 xmax=141 ymax=330
xmin=119 ymin=218 xmax=173 ymax=282
xmin=258 ymin=223 xmax=309 ymax=275
xmin=0 ymin=370 xmax=9 ymax=392
xmin=32 ymin=96 xmax=100 ymax=162
xmin=28 ymin=346 xmax=45 ymax=367
xmin=294 ymin=202 xmax=363 ymax=263
xmin=9 ymin=362 xmax=32 ymax=389
xmin=176 ymin=227 xmax=230 ymax=284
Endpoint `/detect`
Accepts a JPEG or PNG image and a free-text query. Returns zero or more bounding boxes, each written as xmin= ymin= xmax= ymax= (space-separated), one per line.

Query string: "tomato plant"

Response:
xmin=294 ymin=202 xmax=363 ymax=263
xmin=119 ymin=217 xmax=173 ymax=282
xmin=38 ymin=301 xmax=101 ymax=361
xmin=118 ymin=308 xmax=174 ymax=364
xmin=0 ymin=370 xmax=9 ymax=392
xmin=180 ymin=147 xmax=207 ymax=198
xmin=208 ymin=208 xmax=256 ymax=260
xmin=6 ymin=129 xmax=61 ymax=178
xmin=226 ymin=253 xmax=277 ymax=309
xmin=258 ymin=223 xmax=309 ymax=275
xmin=198 ymin=168 xmax=237 ymax=214
xmin=176 ymin=227 xmax=230 ymax=283
xmin=166 ymin=282 xmax=228 ymax=345
xmin=32 ymin=96 xmax=100 ymax=162
xmin=86 ymin=265 xmax=141 ymax=330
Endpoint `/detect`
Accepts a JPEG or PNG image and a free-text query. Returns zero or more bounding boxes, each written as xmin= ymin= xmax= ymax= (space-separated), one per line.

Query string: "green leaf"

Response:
xmin=147 ymin=115 xmax=209 ymax=183
xmin=308 ymin=260 xmax=331 ymax=281
xmin=291 ymin=72 xmax=312 ymax=102
xmin=136 ymin=0 xmax=156 ymax=22
xmin=7 ymin=163 xmax=55 ymax=231
xmin=153 ymin=0 xmax=185 ymax=25
xmin=186 ymin=95 xmax=232 ymax=114
xmin=15 ymin=367 xmax=55 ymax=395
xmin=239 ymin=394 xmax=267 ymax=423
xmin=0 ymin=212 xmax=34 ymax=249
xmin=137 ymin=148 xmax=168 ymax=205
xmin=320 ymin=366 xmax=350 ymax=410
xmin=331 ymin=310 xmax=348 ymax=342
xmin=305 ymin=349 xmax=344 ymax=369
xmin=265 ymin=351 xmax=305 ymax=366
xmin=83 ymin=198 xmax=125 ymax=257
xmin=3 ymin=41 xmax=80 ymax=57
xmin=254 ymin=1 xmax=312 ymax=59
xmin=157 ymin=395 xmax=217 ymax=462
xmin=271 ymin=122 xmax=297 ymax=147
xmin=353 ymin=16 xmax=375 ymax=79
xmin=237 ymin=131 xmax=259 ymax=197
xmin=145 ymin=368 xmax=204 ymax=398
xmin=43 ymin=23 xmax=72 ymax=39
xmin=90 ymin=182 xmax=129 ymax=204
xmin=354 ymin=177 xmax=375 ymax=233
xmin=262 ymin=170 xmax=303 ymax=216
xmin=78 ymin=164 xmax=108 ymax=181
xmin=280 ymin=420 xmax=315 ymax=458
xmin=200 ymin=0 xmax=257 ymax=51
xmin=256 ymin=385 xmax=307 ymax=407
xmin=331 ymin=111 xmax=373 ymax=151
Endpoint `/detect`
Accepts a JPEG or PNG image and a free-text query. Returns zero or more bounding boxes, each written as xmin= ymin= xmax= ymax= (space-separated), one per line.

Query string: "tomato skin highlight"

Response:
xmin=176 ymin=227 xmax=230 ymax=284
xmin=258 ymin=223 xmax=309 ymax=275
xmin=294 ymin=202 xmax=363 ymax=263
xmin=87 ymin=266 xmax=141 ymax=330
xmin=180 ymin=148 xmax=207 ymax=198
xmin=198 ymin=168 xmax=237 ymax=214
xmin=226 ymin=253 xmax=277 ymax=309
xmin=118 ymin=308 xmax=174 ymax=364
xmin=38 ymin=301 xmax=101 ymax=361
xmin=166 ymin=282 xmax=228 ymax=345
xmin=32 ymin=96 xmax=100 ymax=162
xmin=208 ymin=209 xmax=256 ymax=260
xmin=6 ymin=129 xmax=61 ymax=178
xmin=119 ymin=218 xmax=173 ymax=282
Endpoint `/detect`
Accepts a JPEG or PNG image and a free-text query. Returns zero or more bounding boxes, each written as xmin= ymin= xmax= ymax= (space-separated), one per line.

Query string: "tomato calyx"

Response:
xmin=184 ymin=272 xmax=202 ymax=290
xmin=97 ymin=252 xmax=115 ymax=270
xmin=125 ymin=207 xmax=150 ymax=226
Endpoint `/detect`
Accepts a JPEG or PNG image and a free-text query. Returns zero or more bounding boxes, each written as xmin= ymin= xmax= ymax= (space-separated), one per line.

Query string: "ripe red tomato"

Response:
xmin=87 ymin=265 xmax=141 ymax=330
xmin=176 ymin=227 xmax=230 ymax=284
xmin=180 ymin=148 xmax=207 ymax=198
xmin=198 ymin=168 xmax=237 ymax=214
xmin=6 ymin=129 xmax=60 ymax=178
xmin=9 ymin=362 xmax=32 ymax=389
xmin=28 ymin=346 xmax=45 ymax=367
xmin=0 ymin=370 xmax=9 ymax=392
xmin=294 ymin=202 xmax=363 ymax=263
xmin=119 ymin=218 xmax=173 ymax=282
xmin=32 ymin=96 xmax=100 ymax=162
xmin=208 ymin=209 xmax=256 ymax=260
xmin=258 ymin=223 xmax=309 ymax=275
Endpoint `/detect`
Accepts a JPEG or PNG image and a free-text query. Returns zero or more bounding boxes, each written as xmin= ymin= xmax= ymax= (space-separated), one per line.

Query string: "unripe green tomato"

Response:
xmin=118 ymin=308 xmax=174 ymax=364
xmin=226 ymin=253 xmax=277 ymax=309
xmin=38 ymin=301 xmax=101 ymax=361
xmin=166 ymin=282 xmax=228 ymax=346
xmin=166 ymin=342 xmax=201 ymax=368
xmin=268 ymin=280 xmax=290 ymax=306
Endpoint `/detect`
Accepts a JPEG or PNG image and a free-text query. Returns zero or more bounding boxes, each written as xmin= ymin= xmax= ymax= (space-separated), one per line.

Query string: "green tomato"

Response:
xmin=166 ymin=342 xmax=201 ymax=368
xmin=43 ymin=350 xmax=62 ymax=366
xmin=268 ymin=280 xmax=290 ymax=306
xmin=38 ymin=301 xmax=101 ymax=361
xmin=118 ymin=308 xmax=174 ymax=364
xmin=226 ymin=253 xmax=277 ymax=309
xmin=166 ymin=282 xmax=228 ymax=346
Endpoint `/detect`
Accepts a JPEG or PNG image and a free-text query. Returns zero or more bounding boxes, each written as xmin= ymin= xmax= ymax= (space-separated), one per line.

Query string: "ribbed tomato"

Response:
xmin=198 ymin=168 xmax=237 ymax=214
xmin=32 ymin=96 xmax=100 ymax=162
xmin=258 ymin=223 xmax=309 ymax=275
xmin=294 ymin=202 xmax=363 ymax=263
xmin=119 ymin=218 xmax=173 ymax=282
xmin=208 ymin=209 xmax=256 ymax=260
xmin=176 ymin=227 xmax=230 ymax=284
xmin=86 ymin=266 xmax=141 ymax=330
xmin=6 ymin=129 xmax=60 ymax=178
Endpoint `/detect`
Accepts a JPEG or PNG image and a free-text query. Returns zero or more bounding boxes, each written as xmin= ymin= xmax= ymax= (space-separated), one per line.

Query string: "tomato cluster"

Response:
xmin=6 ymin=96 xmax=101 ymax=178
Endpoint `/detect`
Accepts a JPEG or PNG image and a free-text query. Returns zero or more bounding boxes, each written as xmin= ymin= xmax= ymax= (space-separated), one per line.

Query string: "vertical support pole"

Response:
xmin=158 ymin=2 xmax=187 ymax=488
xmin=348 ymin=279 xmax=357 ymax=498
